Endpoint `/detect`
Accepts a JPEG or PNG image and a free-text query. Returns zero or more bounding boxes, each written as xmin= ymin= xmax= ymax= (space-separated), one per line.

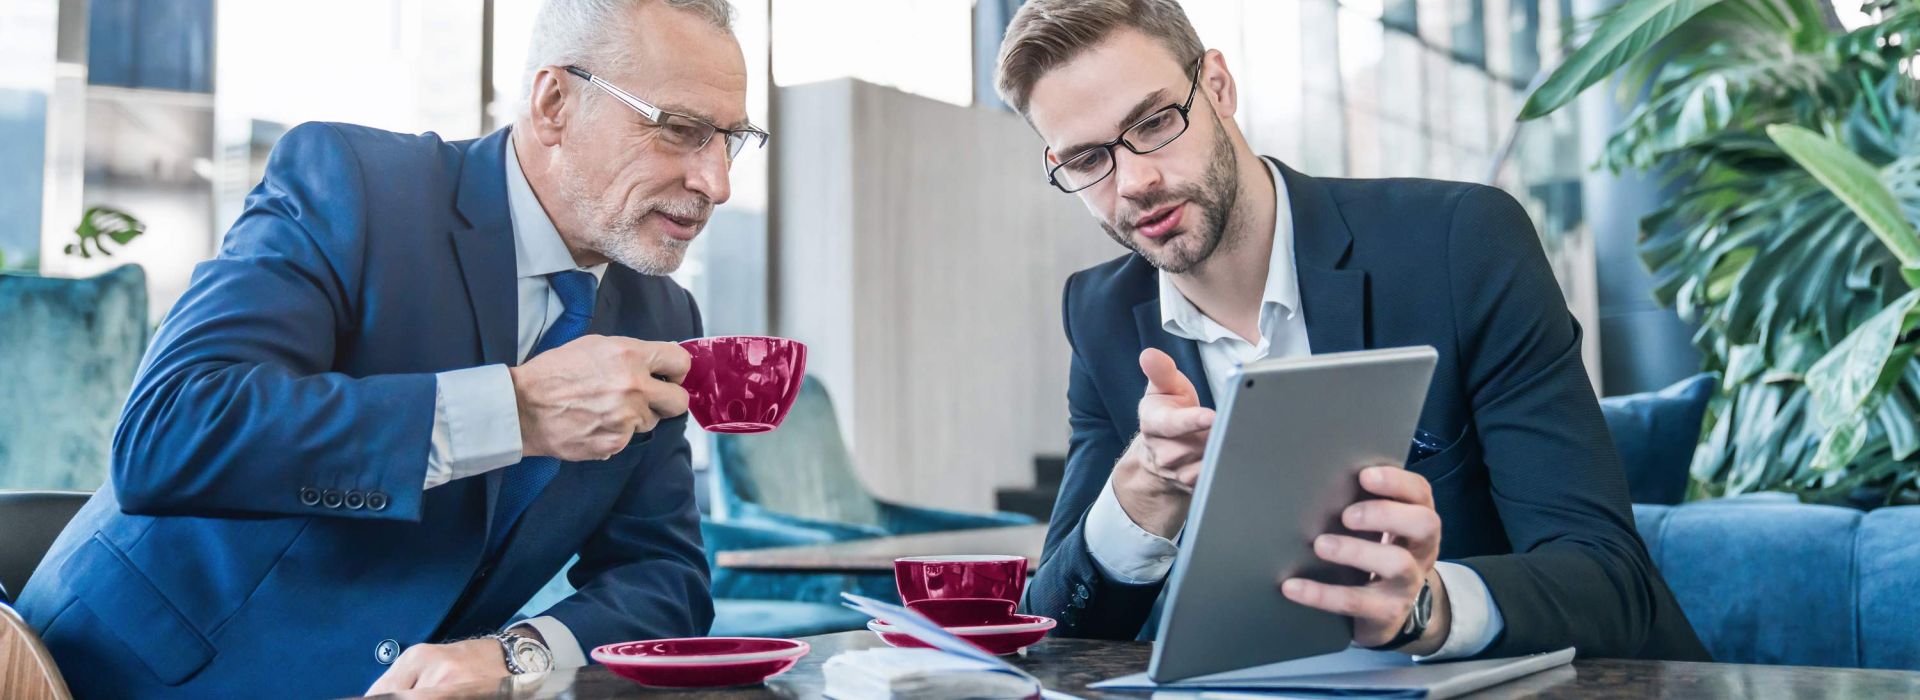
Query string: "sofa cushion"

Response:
xmin=1602 ymin=373 xmax=1714 ymax=505
xmin=1634 ymin=499 xmax=1920 ymax=670
xmin=1856 ymin=506 xmax=1920 ymax=670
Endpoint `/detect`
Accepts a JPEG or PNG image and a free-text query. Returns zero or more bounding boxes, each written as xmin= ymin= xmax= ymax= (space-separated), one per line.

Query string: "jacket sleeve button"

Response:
xmin=375 ymin=639 xmax=400 ymax=665
xmin=298 ymin=487 xmax=321 ymax=506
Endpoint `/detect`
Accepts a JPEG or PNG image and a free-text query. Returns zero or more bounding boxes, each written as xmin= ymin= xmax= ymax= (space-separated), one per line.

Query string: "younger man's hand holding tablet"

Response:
xmin=1280 ymin=464 xmax=1450 ymax=655
xmin=1115 ymin=348 xmax=1451 ymax=657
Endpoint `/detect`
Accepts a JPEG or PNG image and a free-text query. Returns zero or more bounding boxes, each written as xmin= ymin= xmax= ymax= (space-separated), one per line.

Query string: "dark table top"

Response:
xmin=714 ymin=524 xmax=1048 ymax=573
xmin=372 ymin=630 xmax=1920 ymax=699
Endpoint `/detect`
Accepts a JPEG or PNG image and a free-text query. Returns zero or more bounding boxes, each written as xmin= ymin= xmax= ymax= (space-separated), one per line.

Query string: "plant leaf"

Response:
xmin=1519 ymin=0 xmax=1726 ymax=120
xmin=1805 ymin=288 xmax=1920 ymax=428
xmin=1810 ymin=414 xmax=1868 ymax=473
xmin=1768 ymin=124 xmax=1920 ymax=268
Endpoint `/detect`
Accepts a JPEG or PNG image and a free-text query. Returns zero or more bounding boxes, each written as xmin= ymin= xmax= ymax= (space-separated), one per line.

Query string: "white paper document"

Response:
xmin=831 ymin=593 xmax=1070 ymax=699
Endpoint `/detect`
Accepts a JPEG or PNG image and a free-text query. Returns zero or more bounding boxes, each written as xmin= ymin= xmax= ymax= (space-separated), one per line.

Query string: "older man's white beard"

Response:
xmin=590 ymin=216 xmax=689 ymax=276
xmin=558 ymin=164 xmax=692 ymax=276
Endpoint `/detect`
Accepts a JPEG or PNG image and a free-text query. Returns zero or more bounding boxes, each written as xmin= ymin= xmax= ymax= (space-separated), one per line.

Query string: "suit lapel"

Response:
xmin=448 ymin=127 xmax=518 ymax=547
xmin=1132 ymin=299 xmax=1216 ymax=411
xmin=1273 ymin=159 xmax=1369 ymax=354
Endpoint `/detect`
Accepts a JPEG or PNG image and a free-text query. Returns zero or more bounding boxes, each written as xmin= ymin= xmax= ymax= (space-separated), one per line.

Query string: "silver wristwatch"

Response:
xmin=491 ymin=632 xmax=553 ymax=675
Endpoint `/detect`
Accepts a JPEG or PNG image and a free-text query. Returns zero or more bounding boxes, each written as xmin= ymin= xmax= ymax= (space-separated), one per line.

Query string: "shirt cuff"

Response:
xmin=512 ymin=616 xmax=587 ymax=669
xmin=1082 ymin=474 xmax=1182 ymax=584
xmin=425 ymin=364 xmax=524 ymax=489
xmin=1416 ymin=561 xmax=1505 ymax=662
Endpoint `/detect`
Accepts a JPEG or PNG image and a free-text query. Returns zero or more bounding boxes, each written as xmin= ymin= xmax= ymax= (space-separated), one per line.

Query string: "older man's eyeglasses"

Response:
xmin=565 ymin=65 xmax=769 ymax=163
xmin=1044 ymin=58 xmax=1203 ymax=194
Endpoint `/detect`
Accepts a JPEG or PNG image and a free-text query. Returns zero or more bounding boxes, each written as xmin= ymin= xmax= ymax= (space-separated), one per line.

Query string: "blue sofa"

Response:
xmin=1603 ymin=374 xmax=1920 ymax=670
xmin=1633 ymin=496 xmax=1920 ymax=669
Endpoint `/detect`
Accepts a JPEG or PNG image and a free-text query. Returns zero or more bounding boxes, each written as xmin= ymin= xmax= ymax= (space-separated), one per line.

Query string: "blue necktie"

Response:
xmin=487 ymin=270 xmax=597 ymax=557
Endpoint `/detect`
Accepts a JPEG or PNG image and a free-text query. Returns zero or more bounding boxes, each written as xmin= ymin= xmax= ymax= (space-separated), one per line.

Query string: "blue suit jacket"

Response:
xmin=16 ymin=124 xmax=713 ymax=698
xmin=1020 ymin=160 xmax=1710 ymax=662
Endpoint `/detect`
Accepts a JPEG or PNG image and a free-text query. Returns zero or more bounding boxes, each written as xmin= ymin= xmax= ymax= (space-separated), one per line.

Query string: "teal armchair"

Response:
xmin=708 ymin=375 xmax=1034 ymax=602
xmin=0 ymin=265 xmax=148 ymax=489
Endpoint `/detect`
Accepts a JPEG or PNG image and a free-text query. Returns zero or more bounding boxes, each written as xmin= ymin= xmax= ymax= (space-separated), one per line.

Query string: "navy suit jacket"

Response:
xmin=1021 ymin=160 xmax=1710 ymax=661
xmin=16 ymin=124 xmax=713 ymax=698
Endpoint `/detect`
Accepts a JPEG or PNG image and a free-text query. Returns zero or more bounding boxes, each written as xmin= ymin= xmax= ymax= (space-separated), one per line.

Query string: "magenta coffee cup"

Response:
xmin=678 ymin=335 xmax=808 ymax=434
xmin=894 ymin=555 xmax=1029 ymax=613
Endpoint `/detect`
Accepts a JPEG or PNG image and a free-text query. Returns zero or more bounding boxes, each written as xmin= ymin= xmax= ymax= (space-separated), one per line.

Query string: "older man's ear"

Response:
xmin=526 ymin=65 xmax=574 ymax=148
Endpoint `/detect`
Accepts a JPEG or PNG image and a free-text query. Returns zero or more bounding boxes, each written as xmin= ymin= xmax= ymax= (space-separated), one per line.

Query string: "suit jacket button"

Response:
xmin=367 ymin=492 xmax=390 ymax=511
xmin=321 ymin=490 xmax=344 ymax=509
xmin=343 ymin=490 xmax=366 ymax=510
xmin=298 ymin=487 xmax=321 ymax=507
xmin=376 ymin=639 xmax=400 ymax=665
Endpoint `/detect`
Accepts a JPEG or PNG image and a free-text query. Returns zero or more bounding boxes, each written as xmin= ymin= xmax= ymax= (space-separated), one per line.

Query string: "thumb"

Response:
xmin=1139 ymin=348 xmax=1198 ymax=399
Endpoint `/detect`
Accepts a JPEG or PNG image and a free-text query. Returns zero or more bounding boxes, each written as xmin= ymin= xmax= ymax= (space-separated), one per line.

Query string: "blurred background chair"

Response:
xmin=0 ymin=265 xmax=149 ymax=491
xmin=0 ymin=599 xmax=71 ymax=700
xmin=706 ymin=375 xmax=1034 ymax=601
xmin=0 ymin=491 xmax=90 ymax=605
xmin=712 ymin=376 xmax=1037 ymax=537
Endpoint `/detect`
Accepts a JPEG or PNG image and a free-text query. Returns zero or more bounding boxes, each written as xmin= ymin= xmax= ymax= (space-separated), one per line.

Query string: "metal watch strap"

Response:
xmin=492 ymin=632 xmax=550 ymax=674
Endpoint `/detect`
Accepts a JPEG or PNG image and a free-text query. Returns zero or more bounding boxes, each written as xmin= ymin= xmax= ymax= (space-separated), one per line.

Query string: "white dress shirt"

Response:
xmin=1081 ymin=158 xmax=1504 ymax=660
xmin=420 ymin=134 xmax=605 ymax=669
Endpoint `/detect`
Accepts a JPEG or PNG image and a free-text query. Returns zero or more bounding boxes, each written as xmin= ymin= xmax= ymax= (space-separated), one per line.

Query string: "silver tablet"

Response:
xmin=1148 ymin=345 xmax=1439 ymax=683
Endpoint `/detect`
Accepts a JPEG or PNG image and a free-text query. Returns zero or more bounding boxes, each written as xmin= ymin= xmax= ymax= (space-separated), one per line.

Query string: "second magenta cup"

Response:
xmin=893 ymin=555 xmax=1029 ymax=626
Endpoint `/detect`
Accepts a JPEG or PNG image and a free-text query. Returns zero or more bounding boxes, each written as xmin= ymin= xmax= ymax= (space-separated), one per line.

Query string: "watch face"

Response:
xmin=1412 ymin=582 xmax=1434 ymax=626
xmin=512 ymin=638 xmax=553 ymax=673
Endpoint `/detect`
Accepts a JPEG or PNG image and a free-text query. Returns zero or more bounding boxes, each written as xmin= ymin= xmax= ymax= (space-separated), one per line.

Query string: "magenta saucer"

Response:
xmin=591 ymin=637 xmax=809 ymax=688
xmin=867 ymin=615 xmax=1057 ymax=655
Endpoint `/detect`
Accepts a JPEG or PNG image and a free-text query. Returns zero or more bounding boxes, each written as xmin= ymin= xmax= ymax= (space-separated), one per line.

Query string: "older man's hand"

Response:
xmin=364 ymin=638 xmax=508 ymax=695
xmin=509 ymin=335 xmax=692 ymax=462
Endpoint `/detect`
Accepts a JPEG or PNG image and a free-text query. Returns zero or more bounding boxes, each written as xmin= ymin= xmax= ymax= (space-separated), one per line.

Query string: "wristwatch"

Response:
xmin=1368 ymin=575 xmax=1434 ymax=651
xmin=491 ymin=632 xmax=553 ymax=675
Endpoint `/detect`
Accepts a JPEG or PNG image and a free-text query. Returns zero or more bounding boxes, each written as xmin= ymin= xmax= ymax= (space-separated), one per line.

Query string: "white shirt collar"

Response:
xmin=504 ymin=132 xmax=609 ymax=283
xmin=1158 ymin=157 xmax=1300 ymax=344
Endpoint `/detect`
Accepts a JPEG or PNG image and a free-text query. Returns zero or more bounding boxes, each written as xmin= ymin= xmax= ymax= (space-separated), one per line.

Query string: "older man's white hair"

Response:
xmin=521 ymin=0 xmax=736 ymax=108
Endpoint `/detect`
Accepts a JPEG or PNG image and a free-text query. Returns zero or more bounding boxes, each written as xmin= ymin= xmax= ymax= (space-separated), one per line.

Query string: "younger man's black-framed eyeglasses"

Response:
xmin=1044 ymin=58 xmax=1204 ymax=194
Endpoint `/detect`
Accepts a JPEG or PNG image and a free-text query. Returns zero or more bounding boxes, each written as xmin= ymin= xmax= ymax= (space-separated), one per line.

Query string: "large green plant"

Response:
xmin=1521 ymin=0 xmax=1920 ymax=503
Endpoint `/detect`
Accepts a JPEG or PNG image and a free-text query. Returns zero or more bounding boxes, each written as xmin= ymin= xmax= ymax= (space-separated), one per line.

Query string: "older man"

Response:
xmin=14 ymin=1 xmax=763 ymax=696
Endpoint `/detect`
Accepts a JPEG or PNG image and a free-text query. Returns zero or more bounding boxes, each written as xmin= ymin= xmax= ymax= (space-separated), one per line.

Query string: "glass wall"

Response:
xmin=1183 ymin=0 xmax=1599 ymax=375
xmin=0 ymin=0 xmax=58 ymax=270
